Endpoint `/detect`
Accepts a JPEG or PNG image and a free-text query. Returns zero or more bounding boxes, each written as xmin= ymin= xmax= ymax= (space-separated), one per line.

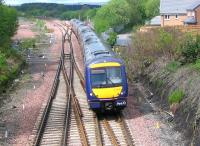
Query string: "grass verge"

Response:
xmin=168 ymin=89 xmax=185 ymax=105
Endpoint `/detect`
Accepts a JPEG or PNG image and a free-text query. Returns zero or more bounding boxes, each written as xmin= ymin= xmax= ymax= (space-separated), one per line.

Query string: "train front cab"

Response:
xmin=85 ymin=62 xmax=128 ymax=112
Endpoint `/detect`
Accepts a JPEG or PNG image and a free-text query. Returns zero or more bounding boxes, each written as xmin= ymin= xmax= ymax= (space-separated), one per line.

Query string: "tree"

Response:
xmin=0 ymin=4 xmax=18 ymax=49
xmin=94 ymin=0 xmax=132 ymax=33
xmin=125 ymin=0 xmax=144 ymax=24
xmin=144 ymin=0 xmax=160 ymax=19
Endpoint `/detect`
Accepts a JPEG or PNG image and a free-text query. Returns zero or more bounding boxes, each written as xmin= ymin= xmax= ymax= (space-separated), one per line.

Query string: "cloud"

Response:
xmin=4 ymin=0 xmax=109 ymax=5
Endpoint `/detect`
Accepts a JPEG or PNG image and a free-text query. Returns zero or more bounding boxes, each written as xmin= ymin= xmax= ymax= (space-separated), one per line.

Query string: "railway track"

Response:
xmin=32 ymin=21 xmax=134 ymax=146
xmin=74 ymin=64 xmax=134 ymax=146
xmin=32 ymin=36 xmax=69 ymax=146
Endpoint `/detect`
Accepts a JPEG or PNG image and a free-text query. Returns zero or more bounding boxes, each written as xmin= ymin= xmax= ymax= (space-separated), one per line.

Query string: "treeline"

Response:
xmin=15 ymin=0 xmax=159 ymax=33
xmin=15 ymin=3 xmax=101 ymax=18
xmin=0 ymin=4 xmax=18 ymax=49
xmin=0 ymin=3 xmax=23 ymax=93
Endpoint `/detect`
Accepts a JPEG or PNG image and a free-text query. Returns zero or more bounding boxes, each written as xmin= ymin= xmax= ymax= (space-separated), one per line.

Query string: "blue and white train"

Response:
xmin=71 ymin=19 xmax=128 ymax=112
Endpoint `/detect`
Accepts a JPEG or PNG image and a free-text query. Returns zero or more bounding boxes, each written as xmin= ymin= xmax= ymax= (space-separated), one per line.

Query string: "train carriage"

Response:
xmin=71 ymin=19 xmax=128 ymax=112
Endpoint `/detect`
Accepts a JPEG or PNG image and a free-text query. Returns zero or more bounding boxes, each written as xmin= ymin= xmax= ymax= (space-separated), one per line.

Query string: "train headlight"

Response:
xmin=120 ymin=92 xmax=124 ymax=95
xmin=90 ymin=93 xmax=93 ymax=96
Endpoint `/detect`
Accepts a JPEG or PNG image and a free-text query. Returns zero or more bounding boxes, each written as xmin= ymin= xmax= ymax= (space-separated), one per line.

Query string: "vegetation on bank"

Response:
xmin=168 ymin=89 xmax=184 ymax=104
xmin=119 ymin=25 xmax=200 ymax=145
xmin=121 ymin=27 xmax=200 ymax=75
xmin=0 ymin=3 xmax=24 ymax=93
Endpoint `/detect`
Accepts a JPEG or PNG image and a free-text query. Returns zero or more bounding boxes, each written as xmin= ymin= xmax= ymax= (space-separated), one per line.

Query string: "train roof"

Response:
xmin=71 ymin=19 xmax=124 ymax=66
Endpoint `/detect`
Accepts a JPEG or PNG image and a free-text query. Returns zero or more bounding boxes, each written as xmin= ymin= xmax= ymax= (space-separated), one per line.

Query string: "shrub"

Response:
xmin=192 ymin=59 xmax=200 ymax=71
xmin=181 ymin=34 xmax=200 ymax=64
xmin=168 ymin=89 xmax=184 ymax=104
xmin=19 ymin=38 xmax=36 ymax=51
xmin=107 ymin=32 xmax=117 ymax=47
xmin=155 ymin=79 xmax=164 ymax=88
xmin=0 ymin=53 xmax=7 ymax=71
xmin=121 ymin=27 xmax=186 ymax=76
xmin=166 ymin=61 xmax=181 ymax=72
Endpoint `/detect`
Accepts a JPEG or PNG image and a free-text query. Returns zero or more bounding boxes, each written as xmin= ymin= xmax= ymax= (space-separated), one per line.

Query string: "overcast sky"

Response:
xmin=4 ymin=0 xmax=109 ymax=5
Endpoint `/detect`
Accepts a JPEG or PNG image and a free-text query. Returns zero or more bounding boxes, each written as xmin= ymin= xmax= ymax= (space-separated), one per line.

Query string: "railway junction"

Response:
xmin=0 ymin=20 xmax=185 ymax=146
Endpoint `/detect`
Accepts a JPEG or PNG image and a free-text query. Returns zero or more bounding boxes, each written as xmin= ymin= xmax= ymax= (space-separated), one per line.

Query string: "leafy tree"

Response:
xmin=94 ymin=0 xmax=131 ymax=33
xmin=0 ymin=3 xmax=20 ymax=92
xmin=125 ymin=0 xmax=144 ymax=24
xmin=83 ymin=8 xmax=97 ymax=20
xmin=144 ymin=0 xmax=160 ymax=19
xmin=0 ymin=4 xmax=18 ymax=49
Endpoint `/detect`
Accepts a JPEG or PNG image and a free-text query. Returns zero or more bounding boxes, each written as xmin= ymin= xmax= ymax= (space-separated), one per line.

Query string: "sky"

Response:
xmin=4 ymin=0 xmax=109 ymax=5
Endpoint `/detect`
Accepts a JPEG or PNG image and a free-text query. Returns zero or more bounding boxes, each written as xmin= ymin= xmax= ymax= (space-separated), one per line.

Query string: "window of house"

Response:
xmin=175 ymin=14 xmax=178 ymax=19
xmin=164 ymin=15 xmax=170 ymax=20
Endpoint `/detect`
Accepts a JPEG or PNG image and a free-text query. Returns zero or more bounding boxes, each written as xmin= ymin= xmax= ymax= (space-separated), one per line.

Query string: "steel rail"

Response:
xmin=68 ymin=27 xmax=104 ymax=146
xmin=94 ymin=115 xmax=104 ymax=146
xmin=102 ymin=118 xmax=120 ymax=146
xmin=57 ymin=22 xmax=89 ymax=146
xmin=118 ymin=114 xmax=135 ymax=146
xmin=33 ymin=55 xmax=62 ymax=146
xmin=33 ymin=22 xmax=71 ymax=146
xmin=62 ymin=54 xmax=72 ymax=146
xmin=67 ymin=27 xmax=89 ymax=146
xmin=56 ymin=22 xmax=73 ymax=146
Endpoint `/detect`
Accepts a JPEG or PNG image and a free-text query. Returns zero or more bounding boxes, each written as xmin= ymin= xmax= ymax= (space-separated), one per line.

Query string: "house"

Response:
xmin=160 ymin=0 xmax=200 ymax=26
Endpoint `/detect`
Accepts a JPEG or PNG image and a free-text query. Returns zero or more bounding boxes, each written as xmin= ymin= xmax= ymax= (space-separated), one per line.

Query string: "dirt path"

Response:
xmin=0 ymin=19 xmax=63 ymax=146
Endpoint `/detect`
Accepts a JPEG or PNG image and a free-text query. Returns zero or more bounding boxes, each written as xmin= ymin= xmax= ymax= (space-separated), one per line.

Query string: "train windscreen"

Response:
xmin=91 ymin=67 xmax=122 ymax=88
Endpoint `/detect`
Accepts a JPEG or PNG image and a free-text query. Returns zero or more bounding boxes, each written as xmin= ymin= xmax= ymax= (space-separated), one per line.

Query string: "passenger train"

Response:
xmin=70 ymin=19 xmax=128 ymax=112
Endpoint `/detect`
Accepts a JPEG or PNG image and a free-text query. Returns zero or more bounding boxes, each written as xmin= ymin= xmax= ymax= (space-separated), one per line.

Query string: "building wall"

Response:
xmin=161 ymin=15 xmax=187 ymax=26
xmin=195 ymin=6 xmax=200 ymax=25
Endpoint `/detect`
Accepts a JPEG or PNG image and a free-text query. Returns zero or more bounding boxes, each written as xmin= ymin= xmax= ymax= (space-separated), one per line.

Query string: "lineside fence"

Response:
xmin=140 ymin=25 xmax=200 ymax=35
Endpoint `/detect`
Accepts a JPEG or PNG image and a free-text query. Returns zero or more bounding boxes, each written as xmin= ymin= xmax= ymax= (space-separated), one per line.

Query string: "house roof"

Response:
xmin=187 ymin=1 xmax=200 ymax=10
xmin=160 ymin=0 xmax=200 ymax=14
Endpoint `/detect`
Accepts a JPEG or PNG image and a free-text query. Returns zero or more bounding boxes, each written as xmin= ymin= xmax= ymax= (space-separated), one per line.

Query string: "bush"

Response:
xmin=192 ymin=59 xmax=200 ymax=71
xmin=181 ymin=34 xmax=200 ymax=64
xmin=166 ymin=61 xmax=181 ymax=72
xmin=19 ymin=38 xmax=36 ymax=51
xmin=107 ymin=32 xmax=117 ymax=47
xmin=168 ymin=89 xmax=184 ymax=104
xmin=120 ymin=27 xmax=186 ymax=76
xmin=0 ymin=53 xmax=8 ymax=72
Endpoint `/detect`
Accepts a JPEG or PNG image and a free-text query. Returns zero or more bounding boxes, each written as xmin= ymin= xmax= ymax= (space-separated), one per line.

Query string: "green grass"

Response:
xmin=168 ymin=89 xmax=185 ymax=104
xmin=192 ymin=59 xmax=200 ymax=71
xmin=166 ymin=61 xmax=181 ymax=73
xmin=155 ymin=79 xmax=164 ymax=88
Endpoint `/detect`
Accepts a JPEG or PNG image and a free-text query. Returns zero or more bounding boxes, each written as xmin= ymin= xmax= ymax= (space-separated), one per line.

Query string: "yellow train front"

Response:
xmin=85 ymin=58 xmax=128 ymax=112
xmin=70 ymin=19 xmax=128 ymax=112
